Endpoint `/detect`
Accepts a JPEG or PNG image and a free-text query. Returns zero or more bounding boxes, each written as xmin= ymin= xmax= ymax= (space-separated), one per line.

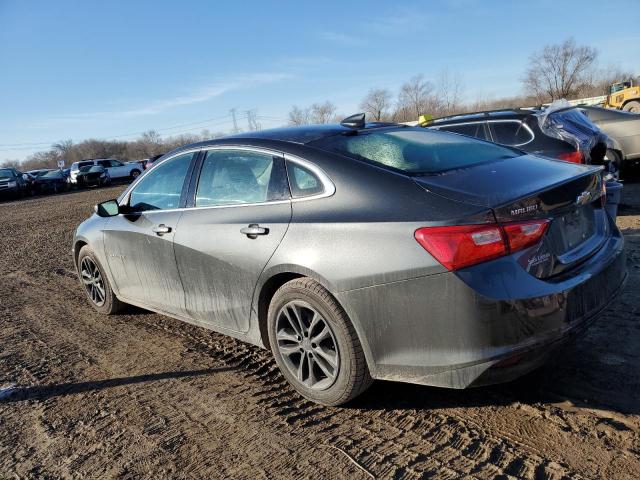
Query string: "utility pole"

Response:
xmin=244 ymin=109 xmax=261 ymax=131
xmin=230 ymin=108 xmax=240 ymax=133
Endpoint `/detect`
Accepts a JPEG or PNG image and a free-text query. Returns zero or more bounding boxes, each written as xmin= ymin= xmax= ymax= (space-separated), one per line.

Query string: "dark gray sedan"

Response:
xmin=73 ymin=118 xmax=627 ymax=405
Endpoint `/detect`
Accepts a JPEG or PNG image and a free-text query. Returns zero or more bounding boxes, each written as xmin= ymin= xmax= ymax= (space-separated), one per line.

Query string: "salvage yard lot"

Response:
xmin=0 ymin=184 xmax=639 ymax=479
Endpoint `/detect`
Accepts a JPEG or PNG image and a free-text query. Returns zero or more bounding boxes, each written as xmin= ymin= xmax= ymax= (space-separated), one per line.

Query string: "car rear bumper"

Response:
xmin=338 ymin=221 xmax=627 ymax=389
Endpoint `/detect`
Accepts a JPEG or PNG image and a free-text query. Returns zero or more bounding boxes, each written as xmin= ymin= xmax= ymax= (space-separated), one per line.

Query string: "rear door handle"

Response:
xmin=240 ymin=224 xmax=269 ymax=239
xmin=152 ymin=224 xmax=172 ymax=236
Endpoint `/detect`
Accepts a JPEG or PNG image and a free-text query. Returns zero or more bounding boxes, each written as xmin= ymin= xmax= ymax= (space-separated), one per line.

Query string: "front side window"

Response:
xmin=490 ymin=121 xmax=533 ymax=146
xmin=310 ymin=127 xmax=521 ymax=174
xmin=128 ymin=152 xmax=193 ymax=211
xmin=195 ymin=149 xmax=288 ymax=207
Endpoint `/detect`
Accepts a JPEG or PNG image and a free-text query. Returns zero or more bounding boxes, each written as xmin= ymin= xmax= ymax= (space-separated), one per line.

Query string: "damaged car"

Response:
xmin=73 ymin=115 xmax=627 ymax=406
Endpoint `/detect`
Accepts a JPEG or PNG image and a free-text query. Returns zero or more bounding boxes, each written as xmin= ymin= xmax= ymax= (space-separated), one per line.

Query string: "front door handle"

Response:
xmin=240 ymin=224 xmax=269 ymax=239
xmin=152 ymin=224 xmax=172 ymax=236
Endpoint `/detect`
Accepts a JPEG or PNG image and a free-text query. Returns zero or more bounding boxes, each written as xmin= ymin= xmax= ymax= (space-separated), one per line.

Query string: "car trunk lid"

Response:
xmin=413 ymin=154 xmax=607 ymax=278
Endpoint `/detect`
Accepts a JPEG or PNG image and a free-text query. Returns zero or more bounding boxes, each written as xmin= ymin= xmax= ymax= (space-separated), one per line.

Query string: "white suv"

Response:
xmin=69 ymin=159 xmax=142 ymax=184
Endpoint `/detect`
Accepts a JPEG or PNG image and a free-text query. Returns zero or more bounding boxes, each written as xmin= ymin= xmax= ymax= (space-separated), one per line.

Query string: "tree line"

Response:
xmin=290 ymin=38 xmax=638 ymax=125
xmin=3 ymin=38 xmax=637 ymax=171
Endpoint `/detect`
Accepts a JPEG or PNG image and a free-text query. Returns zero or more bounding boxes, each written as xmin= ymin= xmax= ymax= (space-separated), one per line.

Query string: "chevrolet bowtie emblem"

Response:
xmin=576 ymin=191 xmax=591 ymax=206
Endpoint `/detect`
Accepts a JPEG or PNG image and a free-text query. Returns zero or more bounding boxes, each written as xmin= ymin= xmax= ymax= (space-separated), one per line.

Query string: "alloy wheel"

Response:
xmin=80 ymin=257 xmax=106 ymax=307
xmin=275 ymin=300 xmax=340 ymax=390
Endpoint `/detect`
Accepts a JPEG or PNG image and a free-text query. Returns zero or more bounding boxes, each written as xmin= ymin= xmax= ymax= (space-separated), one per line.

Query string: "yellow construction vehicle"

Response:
xmin=604 ymin=80 xmax=640 ymax=112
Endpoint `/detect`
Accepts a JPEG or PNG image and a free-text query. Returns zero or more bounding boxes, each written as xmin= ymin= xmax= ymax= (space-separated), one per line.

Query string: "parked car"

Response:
xmin=69 ymin=158 xmax=141 ymax=185
xmin=32 ymin=169 xmax=70 ymax=194
xmin=580 ymin=106 xmax=640 ymax=174
xmin=144 ymin=154 xmax=164 ymax=170
xmin=73 ymin=116 xmax=626 ymax=406
xmin=27 ymin=168 xmax=54 ymax=178
xmin=0 ymin=167 xmax=29 ymax=198
xmin=424 ymin=106 xmax=613 ymax=170
xmin=75 ymin=165 xmax=110 ymax=187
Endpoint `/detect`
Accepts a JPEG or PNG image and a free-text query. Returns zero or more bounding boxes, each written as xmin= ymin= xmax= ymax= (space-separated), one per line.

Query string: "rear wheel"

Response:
xmin=267 ymin=278 xmax=372 ymax=406
xmin=130 ymin=169 xmax=141 ymax=180
xmin=623 ymin=101 xmax=640 ymax=113
xmin=77 ymin=245 xmax=124 ymax=314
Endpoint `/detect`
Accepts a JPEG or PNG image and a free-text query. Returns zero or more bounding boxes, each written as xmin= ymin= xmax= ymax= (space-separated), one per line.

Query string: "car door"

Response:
xmin=102 ymin=151 xmax=196 ymax=316
xmin=173 ymin=147 xmax=291 ymax=333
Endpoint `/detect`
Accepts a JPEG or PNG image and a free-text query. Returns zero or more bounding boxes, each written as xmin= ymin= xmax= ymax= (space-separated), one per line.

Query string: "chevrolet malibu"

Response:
xmin=73 ymin=115 xmax=627 ymax=406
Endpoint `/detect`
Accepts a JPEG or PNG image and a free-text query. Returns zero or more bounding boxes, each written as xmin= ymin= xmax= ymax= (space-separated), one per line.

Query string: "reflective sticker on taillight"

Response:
xmin=471 ymin=229 xmax=503 ymax=246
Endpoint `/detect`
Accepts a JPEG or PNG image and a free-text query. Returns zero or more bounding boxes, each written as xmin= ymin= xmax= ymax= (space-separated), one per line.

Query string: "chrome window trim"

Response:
xmin=116 ymin=144 xmax=335 ymax=214
xmin=487 ymin=120 xmax=535 ymax=147
xmin=433 ymin=119 xmax=534 ymax=147
xmin=284 ymin=153 xmax=336 ymax=202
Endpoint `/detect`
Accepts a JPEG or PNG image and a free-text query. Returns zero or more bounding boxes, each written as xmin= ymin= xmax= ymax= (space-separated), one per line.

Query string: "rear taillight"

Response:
xmin=502 ymin=220 xmax=550 ymax=252
xmin=415 ymin=219 xmax=550 ymax=271
xmin=557 ymin=151 xmax=584 ymax=164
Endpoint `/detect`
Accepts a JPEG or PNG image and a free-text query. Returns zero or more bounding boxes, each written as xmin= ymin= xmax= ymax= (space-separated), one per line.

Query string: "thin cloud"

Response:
xmin=52 ymin=72 xmax=292 ymax=121
xmin=319 ymin=31 xmax=366 ymax=46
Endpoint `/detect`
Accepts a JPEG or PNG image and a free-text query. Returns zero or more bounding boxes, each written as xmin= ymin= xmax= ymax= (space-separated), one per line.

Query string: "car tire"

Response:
xmin=623 ymin=101 xmax=640 ymax=113
xmin=77 ymin=245 xmax=125 ymax=315
xmin=130 ymin=169 xmax=141 ymax=180
xmin=267 ymin=278 xmax=373 ymax=406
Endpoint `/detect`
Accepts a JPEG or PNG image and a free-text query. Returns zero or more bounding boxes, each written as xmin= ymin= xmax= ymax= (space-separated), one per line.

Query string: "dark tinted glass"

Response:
xmin=129 ymin=153 xmax=193 ymax=211
xmin=287 ymin=162 xmax=323 ymax=198
xmin=490 ymin=121 xmax=533 ymax=146
xmin=195 ymin=150 xmax=288 ymax=207
xmin=310 ymin=128 xmax=520 ymax=174
xmin=438 ymin=122 xmax=486 ymax=140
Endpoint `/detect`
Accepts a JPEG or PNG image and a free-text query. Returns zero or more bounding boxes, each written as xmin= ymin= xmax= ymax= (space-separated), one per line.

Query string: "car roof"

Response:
xmin=429 ymin=109 xmax=535 ymax=125
xmin=164 ymin=122 xmax=407 ymax=157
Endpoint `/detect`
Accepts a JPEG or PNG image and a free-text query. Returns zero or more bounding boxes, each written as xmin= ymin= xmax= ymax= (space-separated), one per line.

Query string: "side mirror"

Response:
xmin=94 ymin=199 xmax=120 ymax=217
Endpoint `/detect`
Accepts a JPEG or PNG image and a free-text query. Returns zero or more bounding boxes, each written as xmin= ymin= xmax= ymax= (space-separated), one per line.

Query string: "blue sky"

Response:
xmin=1 ymin=0 xmax=639 ymax=162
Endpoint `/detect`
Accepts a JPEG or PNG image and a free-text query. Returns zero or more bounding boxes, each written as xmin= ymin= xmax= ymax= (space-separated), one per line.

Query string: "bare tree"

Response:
xmin=310 ymin=101 xmax=337 ymax=124
xmin=523 ymin=38 xmax=598 ymax=101
xmin=288 ymin=105 xmax=311 ymax=125
xmin=436 ymin=70 xmax=464 ymax=116
xmin=396 ymin=75 xmax=439 ymax=122
xmin=359 ymin=88 xmax=392 ymax=121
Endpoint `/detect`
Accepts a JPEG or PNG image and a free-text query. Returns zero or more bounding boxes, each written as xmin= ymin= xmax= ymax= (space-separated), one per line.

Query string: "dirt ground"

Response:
xmin=0 ymin=181 xmax=638 ymax=480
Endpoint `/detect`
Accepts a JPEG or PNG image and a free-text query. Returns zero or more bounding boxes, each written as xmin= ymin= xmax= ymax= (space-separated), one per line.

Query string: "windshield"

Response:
xmin=43 ymin=171 xmax=62 ymax=178
xmin=309 ymin=128 xmax=521 ymax=174
xmin=0 ymin=169 xmax=15 ymax=179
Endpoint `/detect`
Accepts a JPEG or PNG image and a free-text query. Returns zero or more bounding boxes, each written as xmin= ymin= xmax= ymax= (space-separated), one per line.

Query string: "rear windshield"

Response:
xmin=309 ymin=128 xmax=521 ymax=174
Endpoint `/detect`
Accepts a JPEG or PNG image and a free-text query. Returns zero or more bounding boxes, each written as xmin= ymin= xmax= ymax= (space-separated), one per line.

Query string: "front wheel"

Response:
xmin=623 ymin=101 xmax=640 ymax=113
xmin=267 ymin=278 xmax=372 ymax=406
xmin=77 ymin=245 xmax=125 ymax=314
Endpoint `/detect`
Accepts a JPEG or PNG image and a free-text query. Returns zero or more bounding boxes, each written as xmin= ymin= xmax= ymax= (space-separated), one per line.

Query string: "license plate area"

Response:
xmin=562 ymin=207 xmax=595 ymax=250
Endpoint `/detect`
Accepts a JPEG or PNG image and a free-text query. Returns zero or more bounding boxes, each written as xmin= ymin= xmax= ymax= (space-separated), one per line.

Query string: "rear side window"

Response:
xmin=195 ymin=150 xmax=288 ymax=207
xmin=490 ymin=121 xmax=534 ymax=146
xmin=287 ymin=162 xmax=324 ymax=198
xmin=437 ymin=122 xmax=487 ymax=140
xmin=310 ymin=128 xmax=520 ymax=174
